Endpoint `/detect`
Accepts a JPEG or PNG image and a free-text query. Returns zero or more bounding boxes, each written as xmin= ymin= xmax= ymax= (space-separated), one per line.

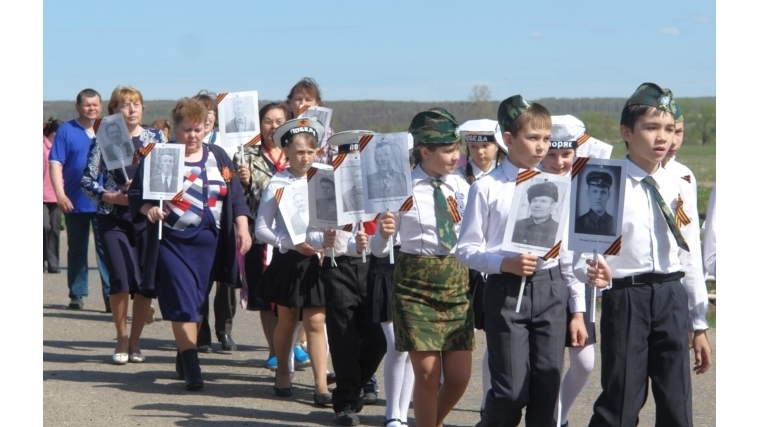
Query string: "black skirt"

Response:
xmin=259 ymin=249 xmax=324 ymax=308
xmin=564 ymin=283 xmax=597 ymax=346
xmin=469 ymin=269 xmax=487 ymax=330
xmin=366 ymin=247 xmax=399 ymax=323
xmin=244 ymin=243 xmax=273 ymax=311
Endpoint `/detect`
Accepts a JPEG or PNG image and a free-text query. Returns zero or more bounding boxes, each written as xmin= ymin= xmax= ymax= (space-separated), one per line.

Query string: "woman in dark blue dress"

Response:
xmin=82 ymin=86 xmax=166 ymax=365
xmin=129 ymin=97 xmax=253 ymax=391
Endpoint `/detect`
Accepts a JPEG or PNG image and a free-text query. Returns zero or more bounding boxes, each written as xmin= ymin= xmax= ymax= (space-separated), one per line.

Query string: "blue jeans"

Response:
xmin=65 ymin=213 xmax=110 ymax=300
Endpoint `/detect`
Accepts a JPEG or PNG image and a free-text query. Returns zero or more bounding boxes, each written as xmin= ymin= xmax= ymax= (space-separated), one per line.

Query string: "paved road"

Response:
xmin=43 ymin=231 xmax=716 ymax=426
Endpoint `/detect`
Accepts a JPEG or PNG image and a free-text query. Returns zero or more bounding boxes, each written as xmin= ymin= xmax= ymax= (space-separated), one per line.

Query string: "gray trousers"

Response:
xmin=478 ymin=266 xmax=568 ymax=427
xmin=43 ymin=203 xmax=61 ymax=270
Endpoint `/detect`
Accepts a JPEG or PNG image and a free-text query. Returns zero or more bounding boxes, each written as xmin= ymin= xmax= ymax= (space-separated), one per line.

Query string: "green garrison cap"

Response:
xmin=408 ymin=108 xmax=460 ymax=146
xmin=497 ymin=95 xmax=532 ymax=131
xmin=672 ymin=100 xmax=684 ymax=123
xmin=624 ymin=83 xmax=677 ymax=115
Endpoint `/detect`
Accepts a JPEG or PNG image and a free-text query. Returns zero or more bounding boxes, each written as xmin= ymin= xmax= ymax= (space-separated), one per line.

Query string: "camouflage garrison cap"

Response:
xmin=408 ymin=108 xmax=460 ymax=146
xmin=672 ymin=100 xmax=684 ymax=123
xmin=497 ymin=95 xmax=532 ymax=131
xmin=624 ymin=83 xmax=677 ymax=115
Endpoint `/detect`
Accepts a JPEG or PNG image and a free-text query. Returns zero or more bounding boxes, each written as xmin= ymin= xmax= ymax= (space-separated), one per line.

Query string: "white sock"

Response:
xmin=324 ymin=323 xmax=331 ymax=373
xmin=558 ymin=344 xmax=595 ymax=424
xmin=481 ymin=348 xmax=490 ymax=411
xmin=288 ymin=321 xmax=302 ymax=373
xmin=381 ymin=321 xmax=414 ymax=425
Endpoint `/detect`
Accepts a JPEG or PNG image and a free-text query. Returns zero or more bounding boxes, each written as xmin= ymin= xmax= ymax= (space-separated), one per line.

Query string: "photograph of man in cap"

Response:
xmin=575 ymin=170 xmax=615 ymax=236
xmin=315 ymin=177 xmax=338 ymax=222
xmin=225 ymin=97 xmax=256 ymax=133
xmin=511 ymin=181 xmax=560 ymax=248
xmin=366 ymin=138 xmax=408 ymax=199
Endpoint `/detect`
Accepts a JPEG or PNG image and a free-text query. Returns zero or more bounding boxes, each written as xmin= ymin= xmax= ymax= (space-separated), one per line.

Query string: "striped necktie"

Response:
xmin=431 ymin=179 xmax=456 ymax=250
xmin=641 ymin=176 xmax=689 ymax=251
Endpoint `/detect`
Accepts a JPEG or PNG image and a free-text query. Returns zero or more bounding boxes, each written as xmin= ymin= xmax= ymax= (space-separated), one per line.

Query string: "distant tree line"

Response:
xmin=42 ymin=88 xmax=716 ymax=145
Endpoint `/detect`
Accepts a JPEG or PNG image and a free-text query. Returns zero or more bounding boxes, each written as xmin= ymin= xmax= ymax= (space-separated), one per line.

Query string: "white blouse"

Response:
xmin=370 ymin=165 xmax=469 ymax=257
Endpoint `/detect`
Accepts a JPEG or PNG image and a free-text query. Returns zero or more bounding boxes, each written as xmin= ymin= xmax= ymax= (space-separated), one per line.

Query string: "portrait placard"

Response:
xmin=297 ymin=106 xmax=332 ymax=147
xmin=96 ymin=113 xmax=134 ymax=171
xmin=501 ymin=171 xmax=571 ymax=255
xmin=277 ymin=179 xmax=310 ymax=245
xmin=567 ymin=157 xmax=627 ymax=254
xmin=217 ymin=91 xmax=261 ymax=148
xmin=575 ymin=135 xmax=613 ymax=159
xmin=360 ymin=132 xmax=413 ymax=214
xmin=334 ymin=152 xmax=376 ymax=225
xmin=307 ymin=166 xmax=339 ymax=229
xmin=142 ymin=144 xmax=186 ymax=200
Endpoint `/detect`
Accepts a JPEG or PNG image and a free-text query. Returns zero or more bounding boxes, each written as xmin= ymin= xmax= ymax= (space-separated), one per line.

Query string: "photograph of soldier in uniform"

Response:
xmin=342 ymin=171 xmax=364 ymax=213
xmin=96 ymin=113 xmax=134 ymax=170
xmin=217 ymin=91 xmax=261 ymax=148
xmin=315 ymin=177 xmax=337 ymax=222
xmin=575 ymin=170 xmax=616 ymax=236
xmin=224 ymin=97 xmax=257 ymax=133
xmin=511 ymin=181 xmax=561 ymax=248
xmin=366 ymin=137 xmax=408 ymax=199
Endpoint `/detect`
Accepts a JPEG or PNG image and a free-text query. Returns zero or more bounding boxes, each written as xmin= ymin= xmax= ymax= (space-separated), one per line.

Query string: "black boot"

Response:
xmin=175 ymin=351 xmax=184 ymax=380
xmin=180 ymin=349 xmax=204 ymax=391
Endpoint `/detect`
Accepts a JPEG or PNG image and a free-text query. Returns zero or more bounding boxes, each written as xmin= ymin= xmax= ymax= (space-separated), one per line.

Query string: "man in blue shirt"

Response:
xmin=49 ymin=89 xmax=111 ymax=310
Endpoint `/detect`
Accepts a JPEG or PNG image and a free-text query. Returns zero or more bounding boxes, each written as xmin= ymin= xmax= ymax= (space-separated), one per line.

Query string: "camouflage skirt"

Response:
xmin=392 ymin=253 xmax=474 ymax=352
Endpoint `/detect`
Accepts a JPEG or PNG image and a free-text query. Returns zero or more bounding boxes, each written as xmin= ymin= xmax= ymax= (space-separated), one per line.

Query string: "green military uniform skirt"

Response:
xmin=392 ymin=252 xmax=475 ymax=352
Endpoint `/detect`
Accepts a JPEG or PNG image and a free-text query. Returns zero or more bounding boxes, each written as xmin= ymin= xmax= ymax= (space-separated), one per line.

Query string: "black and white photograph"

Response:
xmin=575 ymin=135 xmax=613 ymax=159
xmin=278 ymin=180 xmax=310 ymax=244
xmin=334 ymin=153 xmax=376 ymax=225
xmin=501 ymin=171 xmax=571 ymax=254
xmin=142 ymin=144 xmax=185 ymax=200
xmin=307 ymin=166 xmax=339 ymax=229
xmin=297 ymin=106 xmax=332 ymax=147
xmin=361 ymin=132 xmax=412 ymax=214
xmin=96 ymin=113 xmax=134 ymax=171
xmin=568 ymin=158 xmax=627 ymax=253
xmin=217 ymin=90 xmax=261 ymax=148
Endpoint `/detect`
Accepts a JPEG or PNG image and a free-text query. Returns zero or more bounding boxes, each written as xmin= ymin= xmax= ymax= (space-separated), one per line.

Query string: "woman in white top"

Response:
xmin=254 ymin=117 xmax=329 ymax=399
xmin=454 ymin=119 xmax=505 ymax=184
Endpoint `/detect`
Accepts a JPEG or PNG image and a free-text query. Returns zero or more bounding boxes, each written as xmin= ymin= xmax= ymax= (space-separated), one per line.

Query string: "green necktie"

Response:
xmin=431 ymin=179 xmax=456 ymax=250
xmin=641 ymin=175 xmax=690 ymax=252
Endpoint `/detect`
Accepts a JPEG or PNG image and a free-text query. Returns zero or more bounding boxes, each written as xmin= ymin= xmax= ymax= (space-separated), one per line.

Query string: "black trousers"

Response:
xmin=198 ymin=283 xmax=236 ymax=346
xmin=589 ymin=278 xmax=692 ymax=427
xmin=323 ymin=256 xmax=387 ymax=412
xmin=478 ymin=266 xmax=568 ymax=427
xmin=43 ymin=202 xmax=61 ymax=270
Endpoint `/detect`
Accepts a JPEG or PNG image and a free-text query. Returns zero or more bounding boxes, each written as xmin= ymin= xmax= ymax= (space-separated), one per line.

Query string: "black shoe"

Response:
xmin=217 ymin=333 xmax=237 ymax=351
xmin=313 ymin=392 xmax=332 ymax=406
xmin=104 ymin=297 xmax=111 ymax=313
xmin=180 ymin=349 xmax=204 ymax=391
xmin=175 ymin=351 xmax=184 ymax=380
xmin=196 ymin=344 xmax=212 ymax=353
xmin=47 ymin=268 xmax=61 ymax=274
xmin=68 ymin=297 xmax=84 ymax=310
xmin=384 ymin=419 xmax=404 ymax=427
xmin=561 ymin=422 xmax=569 ymax=427
xmin=273 ymin=372 xmax=293 ymax=397
xmin=326 ymin=371 xmax=336 ymax=385
xmin=362 ymin=390 xmax=378 ymax=405
xmin=334 ymin=410 xmax=360 ymax=426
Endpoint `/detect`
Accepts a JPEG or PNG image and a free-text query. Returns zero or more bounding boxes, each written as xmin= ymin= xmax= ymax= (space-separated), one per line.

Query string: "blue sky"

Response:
xmin=43 ymin=0 xmax=715 ymax=101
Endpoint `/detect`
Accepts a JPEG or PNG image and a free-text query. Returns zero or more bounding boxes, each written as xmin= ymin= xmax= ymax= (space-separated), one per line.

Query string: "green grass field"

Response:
xmin=609 ymin=143 xmax=716 ymax=218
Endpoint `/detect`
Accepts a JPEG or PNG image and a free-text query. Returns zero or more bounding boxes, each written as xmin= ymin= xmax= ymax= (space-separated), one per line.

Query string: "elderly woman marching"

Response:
xmin=128 ymin=97 xmax=253 ymax=390
xmin=370 ymin=108 xmax=474 ymax=427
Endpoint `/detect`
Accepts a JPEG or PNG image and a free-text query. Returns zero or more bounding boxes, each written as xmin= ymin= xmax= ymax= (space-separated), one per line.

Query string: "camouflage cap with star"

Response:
xmin=624 ymin=83 xmax=677 ymax=116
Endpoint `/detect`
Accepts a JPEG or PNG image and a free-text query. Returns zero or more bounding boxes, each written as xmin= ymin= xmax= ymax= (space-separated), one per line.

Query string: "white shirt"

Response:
xmin=455 ymin=159 xmax=583 ymax=311
xmin=662 ymin=156 xmax=698 ymax=213
xmin=574 ymin=157 xmax=708 ymax=331
xmin=702 ymin=186 xmax=716 ymax=276
xmin=370 ymin=165 xmax=469 ymax=257
xmin=254 ymin=169 xmax=318 ymax=253
xmin=454 ymin=160 xmax=495 ymax=182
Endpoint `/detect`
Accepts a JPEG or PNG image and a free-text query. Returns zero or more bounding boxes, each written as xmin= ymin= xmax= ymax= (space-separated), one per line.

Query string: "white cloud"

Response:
xmin=531 ymin=31 xmax=544 ymax=39
xmin=659 ymin=27 xmax=680 ymax=36
xmin=693 ymin=15 xmax=710 ymax=24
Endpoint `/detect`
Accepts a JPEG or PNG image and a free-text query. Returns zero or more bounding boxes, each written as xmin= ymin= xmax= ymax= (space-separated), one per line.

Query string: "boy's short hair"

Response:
xmin=498 ymin=95 xmax=551 ymax=137
xmin=620 ymin=83 xmax=677 ymax=146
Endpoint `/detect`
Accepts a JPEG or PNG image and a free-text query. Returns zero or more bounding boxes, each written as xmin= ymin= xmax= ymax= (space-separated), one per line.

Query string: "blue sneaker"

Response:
xmin=294 ymin=344 xmax=311 ymax=367
xmin=266 ymin=355 xmax=277 ymax=371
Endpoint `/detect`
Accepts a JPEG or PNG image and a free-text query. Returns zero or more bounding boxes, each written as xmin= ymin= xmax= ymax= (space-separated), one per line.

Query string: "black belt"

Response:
xmin=326 ymin=255 xmax=365 ymax=265
xmin=612 ymin=271 xmax=685 ymax=287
